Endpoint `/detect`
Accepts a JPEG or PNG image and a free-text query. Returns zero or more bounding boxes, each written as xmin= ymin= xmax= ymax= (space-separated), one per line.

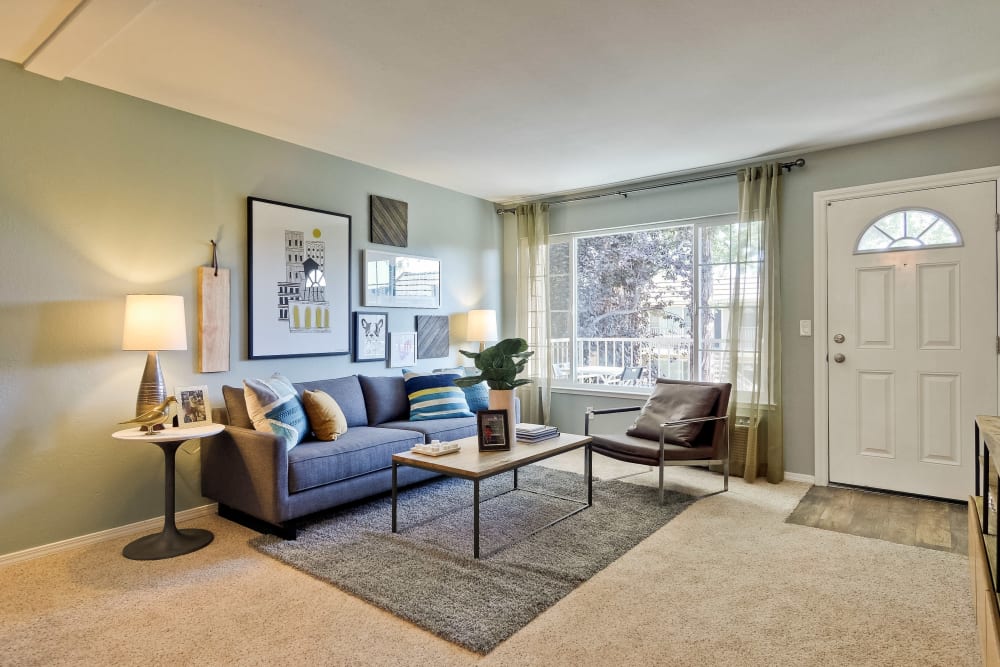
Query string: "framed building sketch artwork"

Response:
xmin=175 ymin=385 xmax=211 ymax=428
xmin=248 ymin=197 xmax=351 ymax=359
xmin=390 ymin=331 xmax=417 ymax=367
xmin=353 ymin=312 xmax=388 ymax=362
xmin=362 ymin=249 xmax=440 ymax=309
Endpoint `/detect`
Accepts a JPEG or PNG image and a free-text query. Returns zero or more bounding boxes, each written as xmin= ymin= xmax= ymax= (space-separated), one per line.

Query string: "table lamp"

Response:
xmin=122 ymin=295 xmax=187 ymax=417
xmin=466 ymin=309 xmax=498 ymax=352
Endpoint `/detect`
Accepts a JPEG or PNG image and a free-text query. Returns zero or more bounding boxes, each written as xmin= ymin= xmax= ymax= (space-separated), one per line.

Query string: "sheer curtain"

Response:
xmin=514 ymin=203 xmax=551 ymax=424
xmin=727 ymin=163 xmax=783 ymax=483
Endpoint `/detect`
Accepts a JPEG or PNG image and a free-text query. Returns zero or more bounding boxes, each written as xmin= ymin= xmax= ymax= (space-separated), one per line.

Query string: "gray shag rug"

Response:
xmin=251 ymin=466 xmax=695 ymax=654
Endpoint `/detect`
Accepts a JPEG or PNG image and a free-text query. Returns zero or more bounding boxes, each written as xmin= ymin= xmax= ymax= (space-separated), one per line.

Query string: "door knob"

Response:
xmin=833 ymin=353 xmax=846 ymax=363
xmin=833 ymin=334 xmax=845 ymax=344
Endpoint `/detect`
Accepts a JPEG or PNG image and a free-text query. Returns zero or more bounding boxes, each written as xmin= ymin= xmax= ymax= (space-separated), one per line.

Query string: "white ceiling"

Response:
xmin=4 ymin=0 xmax=1000 ymax=202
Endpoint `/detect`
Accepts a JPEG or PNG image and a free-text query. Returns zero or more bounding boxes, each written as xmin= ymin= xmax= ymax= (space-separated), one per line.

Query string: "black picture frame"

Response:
xmin=247 ymin=197 xmax=352 ymax=360
xmin=353 ymin=311 xmax=388 ymax=362
xmin=477 ymin=410 xmax=511 ymax=451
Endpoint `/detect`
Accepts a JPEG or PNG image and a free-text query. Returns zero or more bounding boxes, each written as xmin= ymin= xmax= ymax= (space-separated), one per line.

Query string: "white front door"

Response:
xmin=827 ymin=180 xmax=998 ymax=500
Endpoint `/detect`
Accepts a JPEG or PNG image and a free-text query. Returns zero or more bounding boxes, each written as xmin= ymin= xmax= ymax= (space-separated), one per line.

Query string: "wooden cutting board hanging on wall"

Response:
xmin=197 ymin=242 xmax=230 ymax=372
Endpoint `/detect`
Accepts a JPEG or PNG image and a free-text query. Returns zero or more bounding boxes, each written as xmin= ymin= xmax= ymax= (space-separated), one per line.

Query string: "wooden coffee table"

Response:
xmin=391 ymin=433 xmax=592 ymax=558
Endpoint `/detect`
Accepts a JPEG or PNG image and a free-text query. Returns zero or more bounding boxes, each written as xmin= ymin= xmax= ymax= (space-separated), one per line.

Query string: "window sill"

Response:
xmin=548 ymin=384 xmax=776 ymax=413
xmin=550 ymin=384 xmax=650 ymax=400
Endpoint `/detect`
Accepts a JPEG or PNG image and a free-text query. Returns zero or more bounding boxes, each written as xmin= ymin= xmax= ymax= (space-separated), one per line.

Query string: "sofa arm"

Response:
xmin=200 ymin=425 xmax=290 ymax=525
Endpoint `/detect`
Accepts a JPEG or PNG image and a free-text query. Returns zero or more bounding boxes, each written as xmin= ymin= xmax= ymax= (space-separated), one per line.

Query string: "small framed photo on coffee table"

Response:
xmin=477 ymin=410 xmax=510 ymax=451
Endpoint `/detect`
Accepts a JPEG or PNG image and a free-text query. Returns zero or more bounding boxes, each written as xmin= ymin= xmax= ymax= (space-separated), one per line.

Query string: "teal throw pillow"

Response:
xmin=244 ymin=373 xmax=309 ymax=450
xmin=434 ymin=366 xmax=490 ymax=412
xmin=402 ymin=370 xmax=474 ymax=421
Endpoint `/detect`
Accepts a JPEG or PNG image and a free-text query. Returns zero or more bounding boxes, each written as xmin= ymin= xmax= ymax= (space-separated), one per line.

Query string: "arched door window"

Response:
xmin=855 ymin=208 xmax=962 ymax=254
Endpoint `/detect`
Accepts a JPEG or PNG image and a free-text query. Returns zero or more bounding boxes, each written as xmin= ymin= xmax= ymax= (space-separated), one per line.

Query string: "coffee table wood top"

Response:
xmin=392 ymin=433 xmax=591 ymax=480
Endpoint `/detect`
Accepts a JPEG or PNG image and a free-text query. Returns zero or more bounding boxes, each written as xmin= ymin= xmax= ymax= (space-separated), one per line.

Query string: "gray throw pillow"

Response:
xmin=222 ymin=385 xmax=253 ymax=429
xmin=626 ymin=383 xmax=721 ymax=446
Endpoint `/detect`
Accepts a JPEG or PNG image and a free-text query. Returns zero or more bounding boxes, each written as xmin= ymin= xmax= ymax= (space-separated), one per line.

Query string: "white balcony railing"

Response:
xmin=549 ymin=336 xmax=693 ymax=386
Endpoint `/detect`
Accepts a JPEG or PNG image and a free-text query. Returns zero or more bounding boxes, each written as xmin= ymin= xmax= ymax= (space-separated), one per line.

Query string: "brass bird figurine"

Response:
xmin=120 ymin=396 xmax=178 ymax=433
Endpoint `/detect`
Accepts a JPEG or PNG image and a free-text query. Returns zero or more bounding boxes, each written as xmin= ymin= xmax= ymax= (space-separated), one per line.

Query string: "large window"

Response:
xmin=549 ymin=214 xmax=756 ymax=390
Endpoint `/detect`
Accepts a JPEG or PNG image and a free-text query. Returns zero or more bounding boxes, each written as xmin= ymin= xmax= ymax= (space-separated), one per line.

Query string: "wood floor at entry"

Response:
xmin=786 ymin=485 xmax=967 ymax=555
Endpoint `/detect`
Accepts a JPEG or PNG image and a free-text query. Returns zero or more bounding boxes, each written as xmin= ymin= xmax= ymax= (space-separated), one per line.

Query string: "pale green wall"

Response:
xmin=0 ymin=62 xmax=501 ymax=556
xmin=526 ymin=117 xmax=1000 ymax=476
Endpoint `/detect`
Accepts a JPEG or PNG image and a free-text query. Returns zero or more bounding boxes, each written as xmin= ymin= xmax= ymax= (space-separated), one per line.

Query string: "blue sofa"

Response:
xmin=200 ymin=373 xmax=508 ymax=538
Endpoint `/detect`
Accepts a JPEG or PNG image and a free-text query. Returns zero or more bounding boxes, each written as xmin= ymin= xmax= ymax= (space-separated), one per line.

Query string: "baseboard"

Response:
xmin=0 ymin=503 xmax=218 ymax=567
xmin=783 ymin=471 xmax=815 ymax=484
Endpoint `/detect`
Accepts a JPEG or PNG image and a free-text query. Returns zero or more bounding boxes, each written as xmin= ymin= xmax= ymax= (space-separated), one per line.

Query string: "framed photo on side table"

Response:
xmin=477 ymin=409 xmax=510 ymax=451
xmin=176 ymin=385 xmax=211 ymax=427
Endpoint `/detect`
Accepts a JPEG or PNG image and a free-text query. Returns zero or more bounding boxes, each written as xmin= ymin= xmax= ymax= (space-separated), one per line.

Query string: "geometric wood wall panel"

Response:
xmin=856 ymin=266 xmax=894 ymax=348
xmin=416 ymin=315 xmax=449 ymax=359
xmin=370 ymin=195 xmax=408 ymax=247
xmin=857 ymin=371 xmax=895 ymax=458
xmin=917 ymin=262 xmax=960 ymax=349
xmin=918 ymin=372 xmax=961 ymax=465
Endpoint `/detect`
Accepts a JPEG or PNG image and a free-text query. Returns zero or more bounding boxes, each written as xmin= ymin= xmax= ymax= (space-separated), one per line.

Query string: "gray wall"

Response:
xmin=0 ymin=62 xmax=500 ymax=556
xmin=522 ymin=116 xmax=1000 ymax=476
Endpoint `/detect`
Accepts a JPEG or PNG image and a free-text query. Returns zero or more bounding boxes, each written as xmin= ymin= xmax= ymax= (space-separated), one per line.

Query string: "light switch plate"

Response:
xmin=799 ymin=319 xmax=812 ymax=336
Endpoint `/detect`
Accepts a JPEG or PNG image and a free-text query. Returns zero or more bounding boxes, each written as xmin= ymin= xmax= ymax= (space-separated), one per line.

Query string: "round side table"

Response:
xmin=112 ymin=423 xmax=224 ymax=560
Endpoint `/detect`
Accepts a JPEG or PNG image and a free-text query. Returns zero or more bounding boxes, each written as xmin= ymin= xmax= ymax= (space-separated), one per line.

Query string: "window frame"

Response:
xmin=548 ymin=212 xmax=738 ymax=394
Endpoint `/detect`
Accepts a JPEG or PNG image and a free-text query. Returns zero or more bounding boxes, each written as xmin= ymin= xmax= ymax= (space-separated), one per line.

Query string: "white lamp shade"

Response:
xmin=122 ymin=294 xmax=188 ymax=351
xmin=467 ymin=309 xmax=498 ymax=342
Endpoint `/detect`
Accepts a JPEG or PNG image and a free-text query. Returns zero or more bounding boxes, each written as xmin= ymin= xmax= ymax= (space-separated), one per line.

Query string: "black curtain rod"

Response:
xmin=496 ymin=158 xmax=805 ymax=214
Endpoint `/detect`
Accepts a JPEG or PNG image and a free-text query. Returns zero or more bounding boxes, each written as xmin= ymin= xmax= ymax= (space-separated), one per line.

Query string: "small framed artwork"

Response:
xmin=354 ymin=312 xmax=388 ymax=362
xmin=176 ymin=385 xmax=211 ymax=428
xmin=477 ymin=410 xmax=511 ymax=451
xmin=390 ymin=331 xmax=417 ymax=367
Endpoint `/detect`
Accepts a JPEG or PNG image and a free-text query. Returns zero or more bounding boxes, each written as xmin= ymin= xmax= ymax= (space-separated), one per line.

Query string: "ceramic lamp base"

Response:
xmin=136 ymin=350 xmax=166 ymax=417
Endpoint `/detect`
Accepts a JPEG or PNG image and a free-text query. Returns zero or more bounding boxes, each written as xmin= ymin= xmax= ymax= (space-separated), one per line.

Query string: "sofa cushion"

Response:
xmin=403 ymin=370 xmax=474 ymax=421
xmin=435 ymin=366 xmax=489 ymax=412
xmin=294 ymin=376 xmax=369 ymax=428
xmin=357 ymin=375 xmax=410 ymax=425
xmin=222 ymin=385 xmax=253 ymax=429
xmin=244 ymin=374 xmax=309 ymax=451
xmin=378 ymin=417 xmax=477 ymax=443
xmin=626 ymin=382 xmax=720 ymax=446
xmin=287 ymin=426 xmax=422 ymax=493
xmin=302 ymin=389 xmax=348 ymax=441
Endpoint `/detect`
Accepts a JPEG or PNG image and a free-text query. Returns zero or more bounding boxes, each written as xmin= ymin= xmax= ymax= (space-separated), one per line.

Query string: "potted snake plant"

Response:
xmin=455 ymin=337 xmax=534 ymax=427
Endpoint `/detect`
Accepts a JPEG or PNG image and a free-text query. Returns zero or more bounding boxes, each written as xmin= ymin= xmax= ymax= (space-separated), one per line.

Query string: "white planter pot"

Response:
xmin=488 ymin=389 xmax=517 ymax=433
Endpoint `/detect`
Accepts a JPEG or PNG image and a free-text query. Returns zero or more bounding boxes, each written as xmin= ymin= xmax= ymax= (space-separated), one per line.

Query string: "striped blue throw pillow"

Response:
xmin=434 ymin=366 xmax=490 ymax=412
xmin=402 ymin=370 xmax=474 ymax=421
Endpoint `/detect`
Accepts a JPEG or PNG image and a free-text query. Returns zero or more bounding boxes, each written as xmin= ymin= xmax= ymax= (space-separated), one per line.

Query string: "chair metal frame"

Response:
xmin=585 ymin=406 xmax=730 ymax=504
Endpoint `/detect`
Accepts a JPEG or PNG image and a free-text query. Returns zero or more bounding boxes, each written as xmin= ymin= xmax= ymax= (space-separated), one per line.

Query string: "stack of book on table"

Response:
xmin=516 ymin=423 xmax=560 ymax=443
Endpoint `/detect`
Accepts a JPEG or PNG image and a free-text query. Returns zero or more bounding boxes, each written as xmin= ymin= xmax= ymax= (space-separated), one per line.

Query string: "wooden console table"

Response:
xmin=972 ymin=416 xmax=1000 ymax=665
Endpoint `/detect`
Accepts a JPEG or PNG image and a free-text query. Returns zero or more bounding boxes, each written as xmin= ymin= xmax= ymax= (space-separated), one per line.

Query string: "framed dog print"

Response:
xmin=353 ymin=312 xmax=388 ymax=362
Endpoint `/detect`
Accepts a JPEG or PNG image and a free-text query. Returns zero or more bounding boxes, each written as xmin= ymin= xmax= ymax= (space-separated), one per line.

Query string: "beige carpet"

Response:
xmin=0 ymin=452 xmax=978 ymax=666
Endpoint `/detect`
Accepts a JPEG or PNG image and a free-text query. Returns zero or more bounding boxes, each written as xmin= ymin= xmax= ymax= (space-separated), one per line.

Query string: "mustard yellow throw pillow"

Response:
xmin=302 ymin=389 xmax=348 ymax=441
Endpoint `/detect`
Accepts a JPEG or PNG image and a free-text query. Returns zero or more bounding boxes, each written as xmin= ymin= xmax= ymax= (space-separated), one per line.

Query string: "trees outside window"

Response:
xmin=549 ymin=214 xmax=751 ymax=388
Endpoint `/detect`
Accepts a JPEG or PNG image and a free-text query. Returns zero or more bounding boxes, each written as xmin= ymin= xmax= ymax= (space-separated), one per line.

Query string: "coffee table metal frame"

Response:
xmin=391 ymin=434 xmax=593 ymax=558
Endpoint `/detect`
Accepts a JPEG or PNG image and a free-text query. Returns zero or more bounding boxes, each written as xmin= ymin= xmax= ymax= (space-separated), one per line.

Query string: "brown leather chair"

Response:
xmin=584 ymin=378 xmax=732 ymax=504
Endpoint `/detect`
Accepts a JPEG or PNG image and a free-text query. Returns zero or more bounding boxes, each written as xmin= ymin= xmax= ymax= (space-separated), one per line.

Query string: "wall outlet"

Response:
xmin=799 ymin=320 xmax=812 ymax=336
